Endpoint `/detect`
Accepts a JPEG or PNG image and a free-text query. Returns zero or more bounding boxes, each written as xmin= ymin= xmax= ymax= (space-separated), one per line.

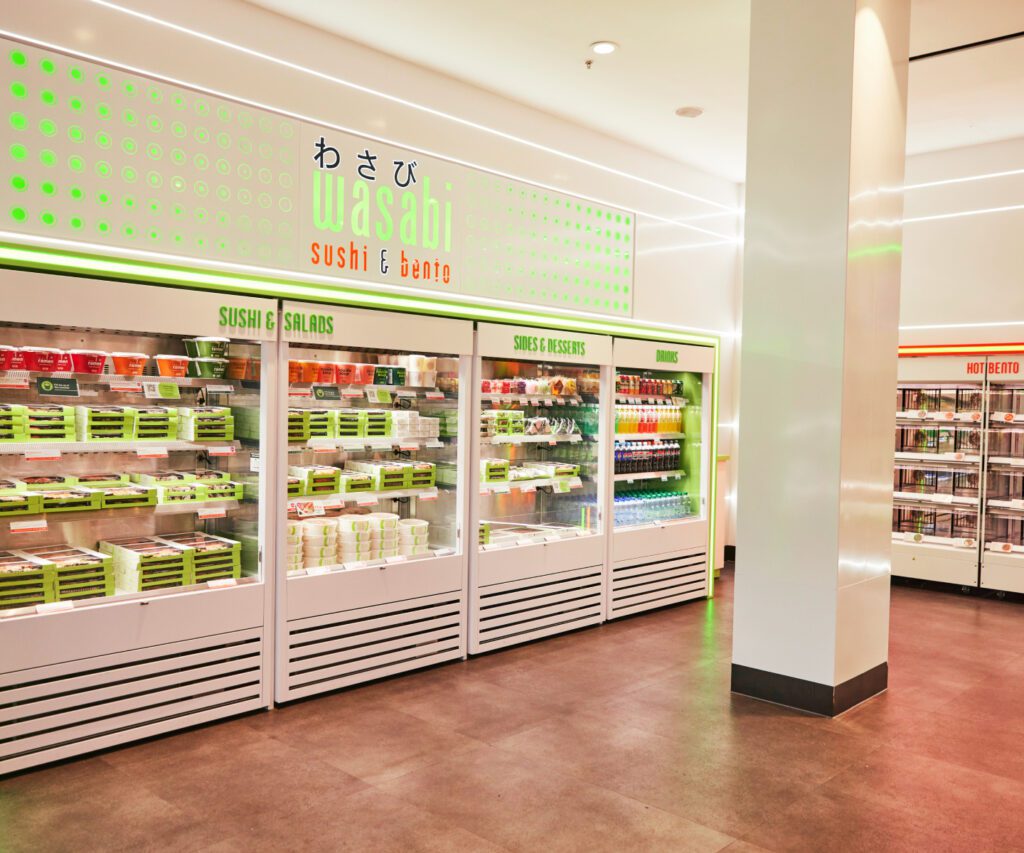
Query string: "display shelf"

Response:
xmin=613 ymin=432 xmax=685 ymax=440
xmin=0 ymin=371 xmax=247 ymax=389
xmin=990 ymin=412 xmax=1024 ymax=424
xmin=987 ymin=457 xmax=1024 ymax=468
xmin=892 ymin=531 xmax=977 ymax=549
xmin=480 ymin=393 xmax=585 ymax=405
xmin=479 ymin=476 xmax=584 ymax=495
xmin=287 ymin=485 xmax=441 ymax=510
xmin=613 ymin=471 xmax=685 ymax=482
xmin=614 ymin=516 xmax=699 ymax=532
xmin=288 ymin=436 xmax=447 ymax=453
xmin=288 ymin=549 xmax=456 ymax=577
xmin=1 ymin=499 xmax=243 ymax=528
xmin=481 ymin=433 xmax=584 ymax=445
xmin=895 ymin=410 xmax=982 ymax=423
xmin=893 ymin=492 xmax=979 ymax=506
xmin=0 ymin=440 xmax=240 ymax=456
xmin=614 ymin=394 xmax=683 ymax=405
xmin=894 ymin=451 xmax=981 ymax=465
xmin=480 ymin=526 xmax=594 ymax=549
xmin=987 ymin=499 xmax=1024 ymax=512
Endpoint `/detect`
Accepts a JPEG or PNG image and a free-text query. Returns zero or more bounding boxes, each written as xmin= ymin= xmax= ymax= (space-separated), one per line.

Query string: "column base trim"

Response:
xmin=731 ymin=661 xmax=888 ymax=717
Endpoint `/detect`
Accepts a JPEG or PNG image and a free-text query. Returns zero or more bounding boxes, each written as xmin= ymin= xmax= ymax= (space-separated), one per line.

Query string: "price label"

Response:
xmin=24 ymin=448 xmax=60 ymax=462
xmin=345 ymin=560 xmax=369 ymax=570
xmin=293 ymin=501 xmax=325 ymax=517
xmin=544 ymin=533 xmax=562 ymax=542
xmin=197 ymin=505 xmax=228 ymax=520
xmin=424 ymin=391 xmax=445 ymax=400
xmin=661 ymin=476 xmax=669 ymax=482
xmin=249 ymin=455 xmax=261 ymax=473
xmin=36 ymin=601 xmax=74 ymax=615
xmin=569 ymin=399 xmax=579 ymax=406
xmin=136 ymin=446 xmax=168 ymax=459
xmin=10 ymin=518 xmax=47 ymax=533
xmin=206 ymin=385 xmax=234 ymax=394
xmin=288 ymin=388 xmax=312 ymax=398
xmin=519 ymin=484 xmax=536 ymax=494
xmin=491 ymin=484 xmax=511 ymax=495
xmin=313 ymin=445 xmax=336 ymax=454
xmin=208 ymin=577 xmax=237 ymax=588
xmin=529 ymin=398 xmax=541 ymax=406
xmin=543 ymin=398 xmax=554 ymax=406
xmin=311 ymin=385 xmax=341 ymax=401
xmin=1012 ymin=499 xmax=1024 ymax=510
xmin=367 ymin=388 xmax=393 ymax=405
xmin=516 ymin=536 xmax=537 ymax=547
xmin=548 ymin=440 xmax=558 ymax=446
xmin=108 ymin=381 xmax=143 ymax=393
xmin=426 ymin=440 xmax=444 ymax=449
xmin=479 ymin=488 xmax=491 ymax=497
xmin=399 ymin=443 xmax=419 ymax=451
xmin=322 ymin=498 xmax=346 ymax=510
xmin=395 ymin=389 xmax=417 ymax=398
xmin=356 ymin=498 xmax=379 ymax=506
xmin=554 ymin=480 xmax=571 ymax=493
xmin=342 ymin=389 xmax=363 ymax=398
xmin=433 ymin=547 xmax=455 ymax=557
xmin=143 ymin=381 xmax=181 ymax=400
xmin=418 ymin=491 xmax=438 ymax=501
xmin=305 ymin=566 xmax=330 ymax=576
xmin=0 ymin=378 xmax=30 ymax=390
xmin=207 ymin=446 xmax=236 ymax=457
xmin=385 ymin=555 xmax=407 ymax=564
xmin=931 ymin=494 xmax=954 ymax=504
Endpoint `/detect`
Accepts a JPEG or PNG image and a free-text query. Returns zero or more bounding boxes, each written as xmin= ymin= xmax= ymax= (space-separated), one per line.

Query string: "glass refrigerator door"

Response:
xmin=612 ymin=368 xmax=702 ymax=527
xmin=0 ymin=326 xmax=265 ymax=613
xmin=983 ymin=380 xmax=1024 ymax=574
xmin=477 ymin=358 xmax=600 ymax=547
xmin=284 ymin=345 xmax=460 ymax=572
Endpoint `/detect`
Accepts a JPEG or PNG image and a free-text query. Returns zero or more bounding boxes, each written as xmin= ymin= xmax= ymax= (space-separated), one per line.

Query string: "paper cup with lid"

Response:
xmin=337 ymin=515 xmax=370 ymax=533
xmin=184 ymin=336 xmax=229 ymax=359
xmin=69 ymin=349 xmax=109 ymax=374
xmin=155 ymin=354 xmax=190 ymax=377
xmin=21 ymin=346 xmax=62 ymax=372
xmin=193 ymin=358 xmax=228 ymax=379
xmin=111 ymin=352 xmax=148 ymax=375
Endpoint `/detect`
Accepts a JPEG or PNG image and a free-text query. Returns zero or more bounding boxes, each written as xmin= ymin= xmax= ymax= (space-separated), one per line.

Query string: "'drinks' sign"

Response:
xmin=303 ymin=129 xmax=456 ymax=287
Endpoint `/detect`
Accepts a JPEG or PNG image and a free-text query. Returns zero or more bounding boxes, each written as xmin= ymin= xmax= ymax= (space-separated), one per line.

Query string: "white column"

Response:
xmin=732 ymin=0 xmax=910 ymax=715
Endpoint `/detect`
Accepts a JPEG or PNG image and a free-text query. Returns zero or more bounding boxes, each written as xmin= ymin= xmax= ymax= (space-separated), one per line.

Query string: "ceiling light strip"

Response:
xmin=899 ymin=343 xmax=1024 ymax=356
xmin=85 ymin=0 xmax=737 ymax=213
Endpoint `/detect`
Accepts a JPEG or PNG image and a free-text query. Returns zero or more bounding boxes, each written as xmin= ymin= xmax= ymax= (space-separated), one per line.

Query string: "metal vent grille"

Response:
xmin=609 ymin=551 xmax=707 ymax=619
xmin=0 ymin=628 xmax=264 ymax=774
xmin=477 ymin=565 xmax=604 ymax=651
xmin=285 ymin=592 xmax=464 ymax=700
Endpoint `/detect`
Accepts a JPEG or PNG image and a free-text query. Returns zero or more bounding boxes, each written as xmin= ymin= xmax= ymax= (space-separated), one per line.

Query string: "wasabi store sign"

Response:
xmin=0 ymin=38 xmax=636 ymax=318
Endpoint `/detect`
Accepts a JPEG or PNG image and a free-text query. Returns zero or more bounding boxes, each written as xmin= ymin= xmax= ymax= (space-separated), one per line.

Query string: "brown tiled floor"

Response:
xmin=3 ymin=569 xmax=1024 ymax=852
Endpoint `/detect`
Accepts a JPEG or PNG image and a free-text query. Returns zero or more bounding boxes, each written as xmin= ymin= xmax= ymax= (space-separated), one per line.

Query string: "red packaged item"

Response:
xmin=21 ymin=346 xmax=61 ymax=372
xmin=68 ymin=349 xmax=108 ymax=374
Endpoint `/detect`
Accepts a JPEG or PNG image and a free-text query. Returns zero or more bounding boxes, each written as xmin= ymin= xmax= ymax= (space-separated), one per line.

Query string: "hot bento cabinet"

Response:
xmin=0 ymin=271 xmax=278 ymax=774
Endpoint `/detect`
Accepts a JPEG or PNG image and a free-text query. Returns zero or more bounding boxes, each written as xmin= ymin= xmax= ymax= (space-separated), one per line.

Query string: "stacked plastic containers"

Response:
xmin=338 ymin=515 xmax=372 ymax=562
xmin=366 ymin=512 xmax=400 ymax=559
xmin=301 ymin=519 xmax=338 ymax=568
xmin=398 ymin=518 xmax=429 ymax=556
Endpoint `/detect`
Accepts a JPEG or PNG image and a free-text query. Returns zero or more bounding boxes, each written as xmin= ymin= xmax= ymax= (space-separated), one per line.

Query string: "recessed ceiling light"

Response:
xmin=590 ymin=41 xmax=618 ymax=55
xmin=675 ymin=106 xmax=704 ymax=118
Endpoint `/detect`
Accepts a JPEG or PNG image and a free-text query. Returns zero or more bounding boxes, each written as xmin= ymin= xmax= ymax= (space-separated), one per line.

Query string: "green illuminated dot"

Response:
xmin=124 ymin=196 xmax=135 ymax=208
xmin=9 ymin=144 xmax=27 ymax=161
xmin=40 ymin=211 xmax=55 ymax=225
xmin=194 ymin=127 xmax=209 ymax=143
xmin=97 ymin=193 xmax=109 ymax=204
xmin=146 ymin=171 xmax=162 ymax=188
xmin=69 ymin=97 xmax=83 ymax=111
xmin=10 ymin=175 xmax=26 ymax=191
xmin=121 ymin=166 xmax=137 ymax=182
xmin=39 ymin=119 xmax=56 ymax=136
xmin=95 ymin=161 xmax=111 ymax=177
xmin=195 ymin=100 xmax=209 ymax=115
xmin=149 ymin=230 xmax=158 ymax=239
xmin=171 ymin=148 xmax=185 ymax=164
xmin=123 ymin=109 xmax=137 ymax=125
xmin=217 ymin=106 xmax=230 ymax=122
xmin=173 ymin=205 xmax=183 ymax=216
xmin=97 ymin=74 xmax=109 ymax=87
xmin=40 ymin=58 xmax=55 ymax=74
xmin=216 ymin=158 xmax=229 ymax=175
xmin=9 ymin=113 xmax=26 ymax=131
xmin=194 ymin=180 xmax=208 ymax=196
xmin=148 ymin=88 xmax=161 ymax=103
xmin=217 ymin=186 xmax=230 ymax=201
xmin=97 ymin=103 xmax=110 ymax=119
xmin=10 ymin=81 xmax=26 ymax=98
xmin=70 ymin=187 xmax=83 ymax=199
xmin=68 ymin=155 xmax=84 ymax=172
xmin=173 ymin=95 xmax=185 ymax=109
xmin=69 ymin=67 xmax=82 ymax=81
xmin=10 ymin=50 xmax=26 ymax=67
xmin=10 ymin=206 xmax=26 ymax=221
xmin=194 ymin=153 xmax=208 ymax=170
xmin=171 ymin=177 xmax=185 ymax=192
xmin=216 ymin=132 xmax=231 ymax=149
xmin=174 ymin=234 xmax=182 ymax=242
xmin=122 ymin=138 xmax=137 ymax=154
xmin=40 ymin=89 xmax=56 ymax=106
xmin=171 ymin=121 xmax=186 ymax=138
xmin=124 ymin=82 xmax=136 ymax=96
xmin=124 ymin=225 xmax=134 ymax=236
xmin=149 ymin=200 xmax=159 ymax=212
xmin=68 ymin=125 xmax=83 ymax=142
xmin=39 ymin=150 xmax=56 ymax=167
xmin=41 ymin=181 xmax=55 ymax=195
xmin=97 ymin=221 xmax=109 ymax=232
xmin=148 ymin=116 xmax=162 ymax=132
xmin=70 ymin=216 xmax=82 ymax=229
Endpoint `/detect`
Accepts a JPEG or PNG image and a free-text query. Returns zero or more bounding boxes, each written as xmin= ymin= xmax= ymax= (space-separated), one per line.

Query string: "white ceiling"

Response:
xmin=247 ymin=0 xmax=1024 ymax=182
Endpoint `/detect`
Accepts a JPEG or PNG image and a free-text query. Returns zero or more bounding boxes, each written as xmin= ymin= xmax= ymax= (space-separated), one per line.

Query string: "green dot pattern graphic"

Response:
xmin=3 ymin=43 xmax=299 ymax=266
xmin=3 ymin=41 xmax=635 ymax=318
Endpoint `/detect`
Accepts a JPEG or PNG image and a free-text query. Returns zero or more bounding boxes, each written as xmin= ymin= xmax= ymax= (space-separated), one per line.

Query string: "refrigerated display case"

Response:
xmin=606 ymin=338 xmax=714 ymax=618
xmin=276 ymin=303 xmax=472 ymax=701
xmin=0 ymin=272 xmax=276 ymax=773
xmin=469 ymin=323 xmax=611 ymax=652
xmin=891 ymin=356 xmax=984 ymax=587
xmin=981 ymin=358 xmax=1024 ymax=594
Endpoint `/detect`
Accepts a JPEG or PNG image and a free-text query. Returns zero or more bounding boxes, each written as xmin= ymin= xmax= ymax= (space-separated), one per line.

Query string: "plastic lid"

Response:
xmin=111 ymin=351 xmax=148 ymax=357
xmin=191 ymin=337 xmax=231 ymax=342
xmin=22 ymin=346 xmax=62 ymax=352
xmin=155 ymin=354 xmax=190 ymax=359
xmin=67 ymin=349 xmax=108 ymax=355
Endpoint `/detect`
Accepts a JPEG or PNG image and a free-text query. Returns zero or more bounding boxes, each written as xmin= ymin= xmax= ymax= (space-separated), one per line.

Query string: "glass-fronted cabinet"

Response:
xmin=607 ymin=338 xmax=713 ymax=618
xmin=276 ymin=303 xmax=472 ymax=701
xmin=0 ymin=274 xmax=274 ymax=775
xmin=469 ymin=323 xmax=611 ymax=653
xmin=982 ymin=361 xmax=1024 ymax=594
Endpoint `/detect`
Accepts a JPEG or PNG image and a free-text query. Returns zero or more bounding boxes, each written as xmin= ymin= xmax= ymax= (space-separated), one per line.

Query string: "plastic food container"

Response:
xmin=69 ymin=349 xmax=108 ymax=374
xmin=398 ymin=519 xmax=429 ymax=534
xmin=299 ymin=361 xmax=320 ymax=383
xmin=249 ymin=359 xmax=262 ymax=381
xmin=53 ymin=351 xmax=73 ymax=372
xmin=21 ymin=346 xmax=62 ymax=372
xmin=314 ymin=362 xmax=336 ymax=384
xmin=357 ymin=364 xmax=376 ymax=385
xmin=400 ymin=543 xmax=430 ymax=556
xmin=155 ymin=354 xmax=190 ymax=377
xmin=193 ymin=358 xmax=228 ymax=379
xmin=183 ymin=337 xmax=229 ymax=359
xmin=0 ymin=346 xmax=18 ymax=370
xmin=111 ymin=352 xmax=148 ymax=375
xmin=337 ymin=516 xmax=370 ymax=532
xmin=335 ymin=363 xmax=357 ymax=384
xmin=365 ymin=512 xmax=398 ymax=530
xmin=288 ymin=360 xmax=304 ymax=383
xmin=225 ymin=356 xmax=250 ymax=380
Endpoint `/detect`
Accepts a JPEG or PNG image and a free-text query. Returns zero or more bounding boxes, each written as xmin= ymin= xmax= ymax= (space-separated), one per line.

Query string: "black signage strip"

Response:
xmin=910 ymin=30 xmax=1024 ymax=62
